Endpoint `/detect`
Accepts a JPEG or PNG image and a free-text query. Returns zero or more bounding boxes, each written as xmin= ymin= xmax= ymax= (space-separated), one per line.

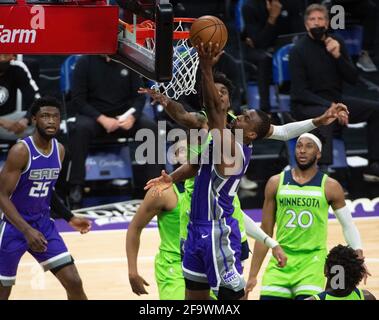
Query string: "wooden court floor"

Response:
xmin=10 ymin=217 xmax=379 ymax=300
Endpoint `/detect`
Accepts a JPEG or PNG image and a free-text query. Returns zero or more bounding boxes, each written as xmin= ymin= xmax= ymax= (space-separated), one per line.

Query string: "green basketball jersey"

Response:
xmin=180 ymin=110 xmax=246 ymax=242
xmin=313 ymin=288 xmax=365 ymax=300
xmin=158 ymin=184 xmax=182 ymax=255
xmin=275 ymin=170 xmax=329 ymax=252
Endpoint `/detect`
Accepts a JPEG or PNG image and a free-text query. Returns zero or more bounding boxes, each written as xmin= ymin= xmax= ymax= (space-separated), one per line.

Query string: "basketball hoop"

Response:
xmin=118 ymin=17 xmax=199 ymax=100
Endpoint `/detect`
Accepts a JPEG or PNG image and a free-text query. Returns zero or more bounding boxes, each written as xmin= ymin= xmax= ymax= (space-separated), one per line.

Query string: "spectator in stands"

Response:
xmin=290 ymin=4 xmax=379 ymax=181
xmin=327 ymin=0 xmax=378 ymax=72
xmin=0 ymin=54 xmax=40 ymax=140
xmin=241 ymin=0 xmax=306 ymax=113
xmin=68 ymin=55 xmax=163 ymax=207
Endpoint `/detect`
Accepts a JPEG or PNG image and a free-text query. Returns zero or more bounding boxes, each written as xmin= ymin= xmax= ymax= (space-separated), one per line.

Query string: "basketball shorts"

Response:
xmin=0 ymin=216 xmax=72 ymax=286
xmin=155 ymin=250 xmax=184 ymax=300
xmin=182 ymin=217 xmax=245 ymax=295
xmin=261 ymin=249 xmax=327 ymax=299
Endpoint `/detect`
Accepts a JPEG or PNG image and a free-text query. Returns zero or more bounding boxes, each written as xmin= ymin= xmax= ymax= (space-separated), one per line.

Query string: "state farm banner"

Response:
xmin=0 ymin=3 xmax=118 ymax=54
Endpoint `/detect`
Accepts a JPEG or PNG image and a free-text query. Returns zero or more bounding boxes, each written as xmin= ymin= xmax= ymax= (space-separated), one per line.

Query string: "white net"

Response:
xmin=152 ymin=21 xmax=199 ymax=100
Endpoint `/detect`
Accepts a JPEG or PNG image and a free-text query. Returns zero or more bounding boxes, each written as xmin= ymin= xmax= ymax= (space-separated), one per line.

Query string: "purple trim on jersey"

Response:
xmin=190 ymin=140 xmax=252 ymax=221
xmin=8 ymin=136 xmax=61 ymax=223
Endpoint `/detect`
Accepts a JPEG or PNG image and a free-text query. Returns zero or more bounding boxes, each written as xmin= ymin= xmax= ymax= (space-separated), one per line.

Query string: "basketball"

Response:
xmin=189 ymin=15 xmax=228 ymax=51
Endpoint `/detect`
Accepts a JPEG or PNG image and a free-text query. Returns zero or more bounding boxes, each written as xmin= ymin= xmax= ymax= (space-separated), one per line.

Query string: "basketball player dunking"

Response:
xmin=0 ymin=97 xmax=87 ymax=300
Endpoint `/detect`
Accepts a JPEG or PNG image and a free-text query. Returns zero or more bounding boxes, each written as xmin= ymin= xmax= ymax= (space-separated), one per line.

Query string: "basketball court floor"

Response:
xmin=10 ymin=199 xmax=379 ymax=300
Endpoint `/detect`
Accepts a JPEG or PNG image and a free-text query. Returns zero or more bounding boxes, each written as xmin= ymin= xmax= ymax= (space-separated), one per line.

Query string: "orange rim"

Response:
xmin=119 ymin=17 xmax=194 ymax=40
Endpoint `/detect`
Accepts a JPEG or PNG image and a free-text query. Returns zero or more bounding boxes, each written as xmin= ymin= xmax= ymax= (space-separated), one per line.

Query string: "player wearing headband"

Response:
xmin=245 ymin=133 xmax=370 ymax=300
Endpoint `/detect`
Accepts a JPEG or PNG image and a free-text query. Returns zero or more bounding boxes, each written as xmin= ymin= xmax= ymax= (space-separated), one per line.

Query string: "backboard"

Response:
xmin=112 ymin=0 xmax=174 ymax=82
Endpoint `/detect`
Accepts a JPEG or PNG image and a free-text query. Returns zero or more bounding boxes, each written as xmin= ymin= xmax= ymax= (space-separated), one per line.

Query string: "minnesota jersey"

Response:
xmin=157 ymin=184 xmax=182 ymax=255
xmin=275 ymin=170 xmax=329 ymax=252
xmin=190 ymin=139 xmax=252 ymax=221
xmin=8 ymin=136 xmax=61 ymax=223
xmin=313 ymin=288 xmax=365 ymax=300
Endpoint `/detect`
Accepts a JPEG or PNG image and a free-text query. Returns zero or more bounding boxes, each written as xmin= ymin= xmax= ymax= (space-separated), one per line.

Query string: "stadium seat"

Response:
xmin=59 ymin=55 xmax=134 ymax=183
xmin=271 ymin=44 xmax=348 ymax=169
xmin=333 ymin=25 xmax=363 ymax=57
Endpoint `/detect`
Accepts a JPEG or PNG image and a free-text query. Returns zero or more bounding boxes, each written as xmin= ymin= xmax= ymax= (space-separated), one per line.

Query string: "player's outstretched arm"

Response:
xmin=145 ymin=164 xmax=199 ymax=197
xmin=0 ymin=143 xmax=47 ymax=252
xmin=138 ymin=88 xmax=207 ymax=129
xmin=245 ymin=175 xmax=286 ymax=299
xmin=325 ymin=177 xmax=371 ymax=284
xmin=266 ymin=103 xmax=349 ymax=141
xmin=126 ymin=187 xmax=173 ymax=296
xmin=197 ymin=43 xmax=243 ymax=176
xmin=197 ymin=43 xmax=225 ymax=131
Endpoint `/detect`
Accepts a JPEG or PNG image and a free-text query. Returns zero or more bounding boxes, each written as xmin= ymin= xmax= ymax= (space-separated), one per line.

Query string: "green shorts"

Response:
xmin=261 ymin=249 xmax=327 ymax=299
xmin=155 ymin=250 xmax=185 ymax=300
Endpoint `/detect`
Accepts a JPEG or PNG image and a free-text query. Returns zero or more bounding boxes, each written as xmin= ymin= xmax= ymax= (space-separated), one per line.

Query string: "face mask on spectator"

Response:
xmin=0 ymin=61 xmax=10 ymax=73
xmin=309 ymin=27 xmax=327 ymax=41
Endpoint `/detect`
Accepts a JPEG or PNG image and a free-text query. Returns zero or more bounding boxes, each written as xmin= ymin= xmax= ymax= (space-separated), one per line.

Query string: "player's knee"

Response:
xmin=217 ymin=287 xmax=244 ymax=300
xmin=65 ymin=274 xmax=84 ymax=292
xmin=0 ymin=285 xmax=12 ymax=300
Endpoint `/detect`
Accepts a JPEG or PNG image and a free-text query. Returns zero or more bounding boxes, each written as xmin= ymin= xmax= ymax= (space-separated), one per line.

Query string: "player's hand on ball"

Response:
xmin=129 ymin=273 xmax=150 ymax=296
xmin=144 ymin=170 xmax=173 ymax=197
xmin=197 ymin=42 xmax=224 ymax=68
xmin=69 ymin=216 xmax=92 ymax=234
xmin=272 ymin=245 xmax=287 ymax=268
xmin=24 ymin=227 xmax=48 ymax=252
xmin=244 ymin=276 xmax=258 ymax=300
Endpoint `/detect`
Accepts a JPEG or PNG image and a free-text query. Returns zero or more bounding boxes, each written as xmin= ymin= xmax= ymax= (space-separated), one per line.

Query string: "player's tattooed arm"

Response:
xmin=138 ymin=87 xmax=207 ymax=129
xmin=0 ymin=143 xmax=47 ymax=252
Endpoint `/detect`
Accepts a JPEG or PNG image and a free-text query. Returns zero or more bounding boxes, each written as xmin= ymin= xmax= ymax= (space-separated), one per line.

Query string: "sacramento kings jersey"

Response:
xmin=8 ymin=136 xmax=61 ymax=222
xmin=190 ymin=139 xmax=252 ymax=221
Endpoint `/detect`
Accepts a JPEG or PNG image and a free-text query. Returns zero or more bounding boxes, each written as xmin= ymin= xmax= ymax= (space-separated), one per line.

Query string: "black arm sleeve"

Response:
xmin=289 ymin=47 xmax=332 ymax=108
xmin=51 ymin=190 xmax=74 ymax=222
xmin=71 ymin=57 xmax=102 ymax=119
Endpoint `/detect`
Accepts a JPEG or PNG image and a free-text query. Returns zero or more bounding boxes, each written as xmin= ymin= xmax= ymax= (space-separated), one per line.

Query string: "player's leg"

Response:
xmin=0 ymin=221 xmax=28 ymax=300
xmin=185 ymin=279 xmax=211 ymax=300
xmin=30 ymin=217 xmax=87 ymax=300
xmin=155 ymin=251 xmax=185 ymax=300
xmin=53 ymin=263 xmax=87 ymax=300
xmin=292 ymin=250 xmax=326 ymax=299
xmin=208 ymin=218 xmax=245 ymax=300
xmin=0 ymin=285 xmax=12 ymax=300
xmin=182 ymin=223 xmax=211 ymax=300
xmin=260 ymin=253 xmax=294 ymax=300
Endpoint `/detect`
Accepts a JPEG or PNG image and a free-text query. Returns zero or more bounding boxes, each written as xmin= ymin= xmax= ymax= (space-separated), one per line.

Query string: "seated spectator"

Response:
xmin=0 ymin=54 xmax=40 ymax=141
xmin=68 ymin=55 xmax=163 ymax=207
xmin=242 ymin=0 xmax=306 ymax=113
xmin=328 ymin=0 xmax=378 ymax=72
xmin=290 ymin=4 xmax=379 ymax=181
